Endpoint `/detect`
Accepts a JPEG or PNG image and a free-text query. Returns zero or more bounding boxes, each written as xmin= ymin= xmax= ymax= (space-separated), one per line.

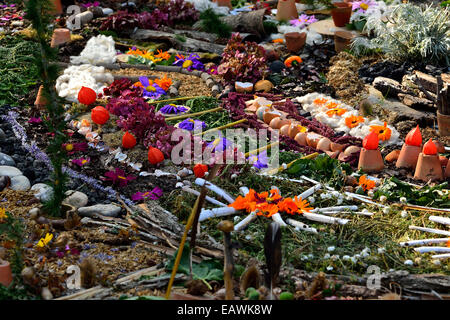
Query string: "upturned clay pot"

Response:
xmin=51 ymin=0 xmax=63 ymax=15
xmin=414 ymin=153 xmax=444 ymax=182
xmin=276 ymin=0 xmax=298 ymax=21
xmin=284 ymin=32 xmax=307 ymax=53
xmin=306 ymin=132 xmax=323 ymax=149
xmin=50 ymin=28 xmax=71 ymax=48
xmin=269 ymin=117 xmax=291 ymax=130
xmin=34 ymin=85 xmax=48 ymax=107
xmin=235 ymin=82 xmax=254 ymax=93
xmin=294 ymin=132 xmax=307 ymax=146
xmin=396 ymin=144 xmax=421 ymax=169
xmin=263 ymin=110 xmax=282 ymax=124
xmin=432 ymin=139 xmax=446 ymax=153
xmin=445 ymin=161 xmax=450 ymax=178
xmin=334 ymin=30 xmax=354 ymax=53
xmin=437 ymin=111 xmax=450 ymax=137
xmin=385 ymin=149 xmax=401 ymax=163
xmin=358 ymin=148 xmax=384 ymax=172
xmin=214 ymin=0 xmax=233 ymax=9
xmin=316 ymin=137 xmax=332 ymax=152
xmin=0 ymin=259 xmax=13 ymax=287
xmin=280 ymin=124 xmax=291 ymax=136
xmin=331 ymin=2 xmax=352 ymax=27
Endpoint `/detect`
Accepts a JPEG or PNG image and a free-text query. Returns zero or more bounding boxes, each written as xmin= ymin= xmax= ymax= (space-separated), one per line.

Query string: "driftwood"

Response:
xmin=131 ymin=29 xmax=225 ymax=55
xmin=216 ymin=9 xmax=267 ymax=38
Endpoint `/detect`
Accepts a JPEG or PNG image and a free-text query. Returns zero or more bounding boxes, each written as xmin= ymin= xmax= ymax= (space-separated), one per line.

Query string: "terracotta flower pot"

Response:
xmin=445 ymin=160 xmax=450 ymax=178
xmin=50 ymin=0 xmax=63 ymax=15
xmin=396 ymin=144 xmax=421 ymax=169
xmin=358 ymin=148 xmax=384 ymax=172
xmin=0 ymin=259 xmax=13 ymax=287
xmin=214 ymin=0 xmax=232 ymax=9
xmin=50 ymin=28 xmax=71 ymax=48
xmin=334 ymin=30 xmax=354 ymax=53
xmin=34 ymin=85 xmax=48 ymax=108
xmin=414 ymin=153 xmax=444 ymax=182
xmin=276 ymin=0 xmax=299 ymax=22
xmin=437 ymin=111 xmax=450 ymax=137
xmin=284 ymin=32 xmax=307 ymax=53
xmin=331 ymin=2 xmax=352 ymax=28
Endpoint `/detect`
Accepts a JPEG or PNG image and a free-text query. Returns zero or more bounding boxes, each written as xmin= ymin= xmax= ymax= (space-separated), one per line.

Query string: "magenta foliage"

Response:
xmin=106 ymin=95 xmax=150 ymax=118
xmin=99 ymin=10 xmax=140 ymax=35
xmin=101 ymin=78 xmax=141 ymax=98
xmin=217 ymin=33 xmax=268 ymax=85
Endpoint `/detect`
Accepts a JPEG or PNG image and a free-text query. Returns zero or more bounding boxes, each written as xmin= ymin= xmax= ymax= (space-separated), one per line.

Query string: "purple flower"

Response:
xmin=72 ymin=157 xmax=90 ymax=166
xmin=28 ymin=117 xmax=42 ymax=124
xmin=352 ymin=0 xmax=377 ymax=13
xmin=160 ymin=104 xmax=188 ymax=114
xmin=173 ymin=53 xmax=204 ymax=71
xmin=81 ymin=1 xmax=100 ymax=8
xmin=178 ymin=118 xmax=206 ymax=131
xmin=104 ymin=168 xmax=136 ymax=187
xmin=207 ymin=65 xmax=218 ymax=75
xmin=248 ymin=150 xmax=268 ymax=170
xmin=131 ymin=187 xmax=163 ymax=201
xmin=290 ymin=14 xmax=318 ymax=27
xmin=207 ymin=137 xmax=231 ymax=153
xmin=136 ymin=76 xmax=166 ymax=99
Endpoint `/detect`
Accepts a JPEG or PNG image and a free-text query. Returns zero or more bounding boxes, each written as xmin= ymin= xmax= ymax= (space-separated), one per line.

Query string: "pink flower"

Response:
xmin=290 ymin=14 xmax=318 ymax=27
xmin=131 ymin=187 xmax=163 ymax=201
xmin=104 ymin=168 xmax=136 ymax=187
xmin=352 ymin=0 xmax=377 ymax=13
xmin=28 ymin=117 xmax=42 ymax=124
xmin=72 ymin=157 xmax=90 ymax=167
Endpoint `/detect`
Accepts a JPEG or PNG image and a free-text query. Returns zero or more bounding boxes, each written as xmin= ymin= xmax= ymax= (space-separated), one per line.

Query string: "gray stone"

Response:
xmin=372 ymin=77 xmax=404 ymax=98
xmin=63 ymin=190 xmax=88 ymax=208
xmin=379 ymin=99 xmax=436 ymax=126
xmin=31 ymin=183 xmax=54 ymax=202
xmin=0 ymin=153 xmax=15 ymax=166
xmin=102 ymin=8 xmax=113 ymax=16
xmin=78 ymin=204 xmax=121 ymax=217
xmin=0 ymin=128 xmax=5 ymax=141
xmin=10 ymin=175 xmax=31 ymax=191
xmin=0 ymin=165 xmax=22 ymax=177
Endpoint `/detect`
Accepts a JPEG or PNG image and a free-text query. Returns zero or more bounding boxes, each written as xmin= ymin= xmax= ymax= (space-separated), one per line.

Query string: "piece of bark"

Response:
xmin=131 ymin=29 xmax=225 ymax=55
xmin=414 ymin=71 xmax=450 ymax=93
xmin=398 ymin=93 xmax=434 ymax=110
xmin=219 ymin=9 xmax=267 ymax=38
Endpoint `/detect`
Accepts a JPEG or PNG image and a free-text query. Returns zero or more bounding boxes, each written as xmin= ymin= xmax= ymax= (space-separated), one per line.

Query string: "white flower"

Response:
xmin=355 ymin=254 xmax=361 ymax=259
xmin=432 ymin=260 xmax=441 ymax=266
xmin=351 ymin=257 xmax=357 ymax=263
xmin=380 ymin=196 xmax=387 ymax=203
xmin=382 ymin=207 xmax=390 ymax=214
xmin=308 ymin=253 xmax=314 ymax=258
xmin=326 ymin=266 xmax=333 ymax=271
xmin=231 ymin=173 xmax=237 ymax=179
xmin=399 ymin=197 xmax=407 ymax=203
xmin=377 ymin=247 xmax=385 ymax=254
xmin=245 ymin=235 xmax=252 ymax=240
xmin=343 ymin=255 xmax=351 ymax=261
xmin=301 ymin=255 xmax=308 ymax=261
xmin=404 ymin=259 xmax=413 ymax=266
xmin=327 ymin=246 xmax=335 ymax=252
xmin=324 ymin=253 xmax=331 ymax=259
xmin=400 ymin=210 xmax=408 ymax=218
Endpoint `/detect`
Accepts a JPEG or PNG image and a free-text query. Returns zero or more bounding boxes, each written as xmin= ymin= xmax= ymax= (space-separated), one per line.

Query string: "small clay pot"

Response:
xmin=385 ymin=149 xmax=401 ymax=163
xmin=269 ymin=118 xmax=291 ymax=130
xmin=284 ymin=32 xmax=307 ymax=53
xmin=439 ymin=156 xmax=448 ymax=167
xmin=0 ymin=259 xmax=13 ymax=287
xmin=214 ymin=0 xmax=232 ymax=9
xmin=331 ymin=2 xmax=352 ymax=27
xmin=445 ymin=161 xmax=450 ymax=178
xmin=437 ymin=111 xmax=450 ymax=137
xmin=414 ymin=153 xmax=444 ymax=182
xmin=396 ymin=144 xmax=421 ymax=169
xmin=276 ymin=0 xmax=298 ymax=21
xmin=51 ymin=0 xmax=63 ymax=15
xmin=334 ymin=30 xmax=354 ymax=53
xmin=51 ymin=28 xmax=71 ymax=48
xmin=358 ymin=148 xmax=384 ymax=173
xmin=316 ymin=137 xmax=332 ymax=152
xmin=294 ymin=132 xmax=307 ymax=146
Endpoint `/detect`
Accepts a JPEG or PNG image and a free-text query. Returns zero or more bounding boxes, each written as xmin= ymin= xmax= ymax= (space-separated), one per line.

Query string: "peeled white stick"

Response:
xmin=298 ymin=184 xmax=321 ymax=199
xmin=286 ymin=218 xmax=318 ymax=234
xmin=400 ymin=238 xmax=450 ymax=247
xmin=303 ymin=212 xmax=349 ymax=225
xmin=409 ymin=226 xmax=450 ymax=236
xmin=429 ymin=216 xmax=450 ymax=226
xmin=234 ymin=211 xmax=257 ymax=231
xmin=344 ymin=192 xmax=388 ymax=208
xmin=271 ymin=212 xmax=287 ymax=227
xmin=431 ymin=253 xmax=450 ymax=259
xmin=239 ymin=187 xmax=250 ymax=196
xmin=195 ymin=178 xmax=235 ymax=204
xmin=199 ymin=207 xmax=236 ymax=222
xmin=414 ymin=247 xmax=450 ymax=254
xmin=181 ymin=186 xmax=227 ymax=207
xmin=312 ymin=205 xmax=358 ymax=213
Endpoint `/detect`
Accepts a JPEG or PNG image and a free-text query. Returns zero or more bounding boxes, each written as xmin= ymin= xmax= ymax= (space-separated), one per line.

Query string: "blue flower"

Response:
xmin=207 ymin=137 xmax=231 ymax=153
xmin=178 ymin=118 xmax=206 ymax=131
xmin=173 ymin=53 xmax=204 ymax=71
xmin=160 ymin=104 xmax=188 ymax=114
xmin=137 ymin=76 xmax=166 ymax=99
xmin=248 ymin=150 xmax=268 ymax=170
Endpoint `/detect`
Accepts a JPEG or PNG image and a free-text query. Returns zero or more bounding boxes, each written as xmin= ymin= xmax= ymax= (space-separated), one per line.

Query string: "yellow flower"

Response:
xmin=0 ymin=208 xmax=7 ymax=222
xmin=36 ymin=233 xmax=53 ymax=248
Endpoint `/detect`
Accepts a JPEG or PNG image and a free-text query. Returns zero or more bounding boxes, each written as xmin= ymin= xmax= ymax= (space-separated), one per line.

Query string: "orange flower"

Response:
xmin=154 ymin=74 xmax=173 ymax=91
xmin=326 ymin=107 xmax=347 ymax=117
xmin=278 ymin=198 xmax=298 ymax=214
xmin=272 ymin=38 xmax=284 ymax=43
xmin=325 ymin=101 xmax=339 ymax=109
xmin=313 ymin=98 xmax=328 ymax=105
xmin=255 ymin=203 xmax=279 ymax=217
xmin=345 ymin=115 xmax=364 ymax=128
xmin=229 ymin=189 xmax=257 ymax=212
xmin=370 ymin=122 xmax=392 ymax=141
xmin=154 ymin=49 xmax=171 ymax=60
xmin=293 ymin=196 xmax=313 ymax=214
xmin=447 ymin=239 xmax=450 ymax=248
xmin=284 ymin=56 xmax=303 ymax=68
xmin=358 ymin=175 xmax=376 ymax=191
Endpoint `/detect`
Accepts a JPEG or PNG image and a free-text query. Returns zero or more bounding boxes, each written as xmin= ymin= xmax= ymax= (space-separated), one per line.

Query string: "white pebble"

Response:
xmin=343 ymin=255 xmax=350 ymax=261
xmin=380 ymin=196 xmax=387 ymax=203
xmin=382 ymin=207 xmax=390 ymax=214
xmin=404 ymin=259 xmax=414 ymax=266
xmin=377 ymin=247 xmax=385 ymax=254
xmin=282 ymin=163 xmax=287 ymax=169
xmin=432 ymin=260 xmax=441 ymax=266
xmin=400 ymin=197 xmax=407 ymax=203
xmin=326 ymin=266 xmax=333 ymax=271
xmin=327 ymin=246 xmax=335 ymax=252
xmin=400 ymin=210 xmax=408 ymax=218
xmin=324 ymin=253 xmax=331 ymax=259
